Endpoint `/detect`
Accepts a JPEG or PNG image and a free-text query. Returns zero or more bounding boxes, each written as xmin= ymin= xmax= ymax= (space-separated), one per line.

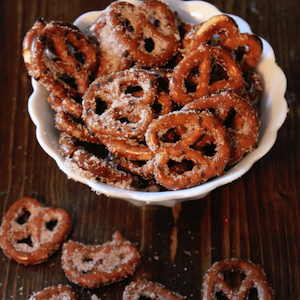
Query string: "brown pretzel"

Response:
xmin=146 ymin=110 xmax=205 ymax=153
xmin=82 ymin=69 xmax=157 ymax=139
xmin=243 ymin=71 xmax=263 ymax=107
xmin=107 ymin=1 xmax=180 ymax=68
xmin=101 ymin=137 xmax=154 ymax=162
xmin=0 ymin=197 xmax=72 ymax=265
xmin=123 ymin=280 xmax=185 ymax=300
xmin=26 ymin=20 xmax=99 ymax=100
xmin=114 ymin=156 xmax=155 ymax=180
xmin=29 ymin=285 xmax=78 ymax=300
xmin=169 ymin=45 xmax=245 ymax=106
xmin=202 ymin=258 xmax=274 ymax=300
xmin=146 ymin=110 xmax=231 ymax=190
xmin=23 ymin=18 xmax=47 ymax=70
xmin=183 ymin=91 xmax=260 ymax=166
xmin=55 ymin=111 xmax=102 ymax=144
xmin=182 ymin=14 xmax=263 ymax=72
xmin=87 ymin=11 xmax=133 ymax=76
xmin=61 ymin=231 xmax=141 ymax=289
xmin=58 ymin=133 xmax=138 ymax=189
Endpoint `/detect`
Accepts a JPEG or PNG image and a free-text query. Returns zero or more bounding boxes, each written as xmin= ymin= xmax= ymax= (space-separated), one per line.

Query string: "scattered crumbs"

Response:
xmin=184 ymin=251 xmax=191 ymax=256
xmin=153 ymin=255 xmax=160 ymax=260
xmin=184 ymin=267 xmax=188 ymax=271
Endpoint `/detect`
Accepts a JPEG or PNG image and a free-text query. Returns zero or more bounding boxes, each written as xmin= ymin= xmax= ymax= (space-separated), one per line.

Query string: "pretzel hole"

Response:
xmin=192 ymin=133 xmax=217 ymax=157
xmin=214 ymin=291 xmax=228 ymax=300
xmin=248 ymin=288 xmax=258 ymax=299
xmin=58 ymin=73 xmax=78 ymax=91
xmin=161 ymin=128 xmax=180 ymax=143
xmin=234 ymin=45 xmax=248 ymax=63
xmin=122 ymin=84 xmax=143 ymax=97
xmin=210 ymin=63 xmax=229 ymax=84
xmin=96 ymin=97 xmax=109 ymax=115
xmin=17 ymin=236 xmax=33 ymax=248
xmin=168 ymin=159 xmax=194 ymax=175
xmin=76 ymin=140 xmax=109 ymax=160
xmin=214 ymin=272 xmax=250 ymax=299
xmin=67 ymin=113 xmax=85 ymax=126
xmin=17 ymin=209 xmax=31 ymax=225
xmin=224 ymin=271 xmax=246 ymax=289
xmin=118 ymin=116 xmax=136 ymax=125
xmin=144 ymin=38 xmax=155 ymax=53
xmin=67 ymin=43 xmax=86 ymax=65
xmin=139 ymin=296 xmax=153 ymax=300
xmin=123 ymin=19 xmax=135 ymax=33
xmin=46 ymin=219 xmax=58 ymax=231
xmin=185 ymin=67 xmax=199 ymax=92
xmin=152 ymin=101 xmax=163 ymax=116
xmin=83 ymin=256 xmax=93 ymax=263
xmin=192 ymin=142 xmax=216 ymax=157
xmin=149 ymin=17 xmax=161 ymax=28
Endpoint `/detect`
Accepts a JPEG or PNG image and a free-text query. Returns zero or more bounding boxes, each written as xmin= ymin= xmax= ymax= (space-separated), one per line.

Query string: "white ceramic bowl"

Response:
xmin=28 ymin=0 xmax=288 ymax=207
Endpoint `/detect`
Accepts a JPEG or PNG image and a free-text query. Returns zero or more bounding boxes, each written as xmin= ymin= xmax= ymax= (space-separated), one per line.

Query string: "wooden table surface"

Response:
xmin=0 ymin=0 xmax=299 ymax=299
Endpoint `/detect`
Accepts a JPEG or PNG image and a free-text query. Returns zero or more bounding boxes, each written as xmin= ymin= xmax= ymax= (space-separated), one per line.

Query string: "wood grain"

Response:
xmin=0 ymin=0 xmax=299 ymax=299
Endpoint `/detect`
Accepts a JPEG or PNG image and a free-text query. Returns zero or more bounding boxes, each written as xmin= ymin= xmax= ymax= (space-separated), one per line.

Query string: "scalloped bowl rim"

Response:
xmin=28 ymin=0 xmax=288 ymax=207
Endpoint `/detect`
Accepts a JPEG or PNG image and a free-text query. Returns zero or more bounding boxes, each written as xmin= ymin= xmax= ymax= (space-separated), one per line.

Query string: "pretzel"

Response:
xmin=182 ymin=14 xmax=263 ymax=72
xmin=47 ymin=92 xmax=84 ymax=119
xmin=146 ymin=110 xmax=231 ymax=190
xmin=0 ymin=197 xmax=72 ymax=265
xmin=202 ymin=258 xmax=274 ymax=300
xmin=87 ymin=11 xmax=133 ymax=76
xmin=29 ymin=285 xmax=77 ymax=300
xmin=61 ymin=231 xmax=141 ymax=289
xmin=183 ymin=91 xmax=260 ymax=166
xmin=26 ymin=20 xmax=99 ymax=100
xmin=58 ymin=132 xmax=138 ymax=189
xmin=123 ymin=280 xmax=185 ymax=300
xmin=169 ymin=45 xmax=245 ymax=106
xmin=101 ymin=137 xmax=154 ymax=162
xmin=82 ymin=68 xmax=157 ymax=139
xmin=55 ymin=111 xmax=102 ymax=144
xmin=107 ymin=0 xmax=180 ymax=68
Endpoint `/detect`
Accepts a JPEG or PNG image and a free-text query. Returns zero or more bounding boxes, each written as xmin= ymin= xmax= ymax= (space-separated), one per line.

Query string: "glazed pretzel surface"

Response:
xmin=61 ymin=231 xmax=141 ymax=289
xmin=203 ymin=259 xmax=274 ymax=300
xmin=0 ymin=197 xmax=72 ymax=265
